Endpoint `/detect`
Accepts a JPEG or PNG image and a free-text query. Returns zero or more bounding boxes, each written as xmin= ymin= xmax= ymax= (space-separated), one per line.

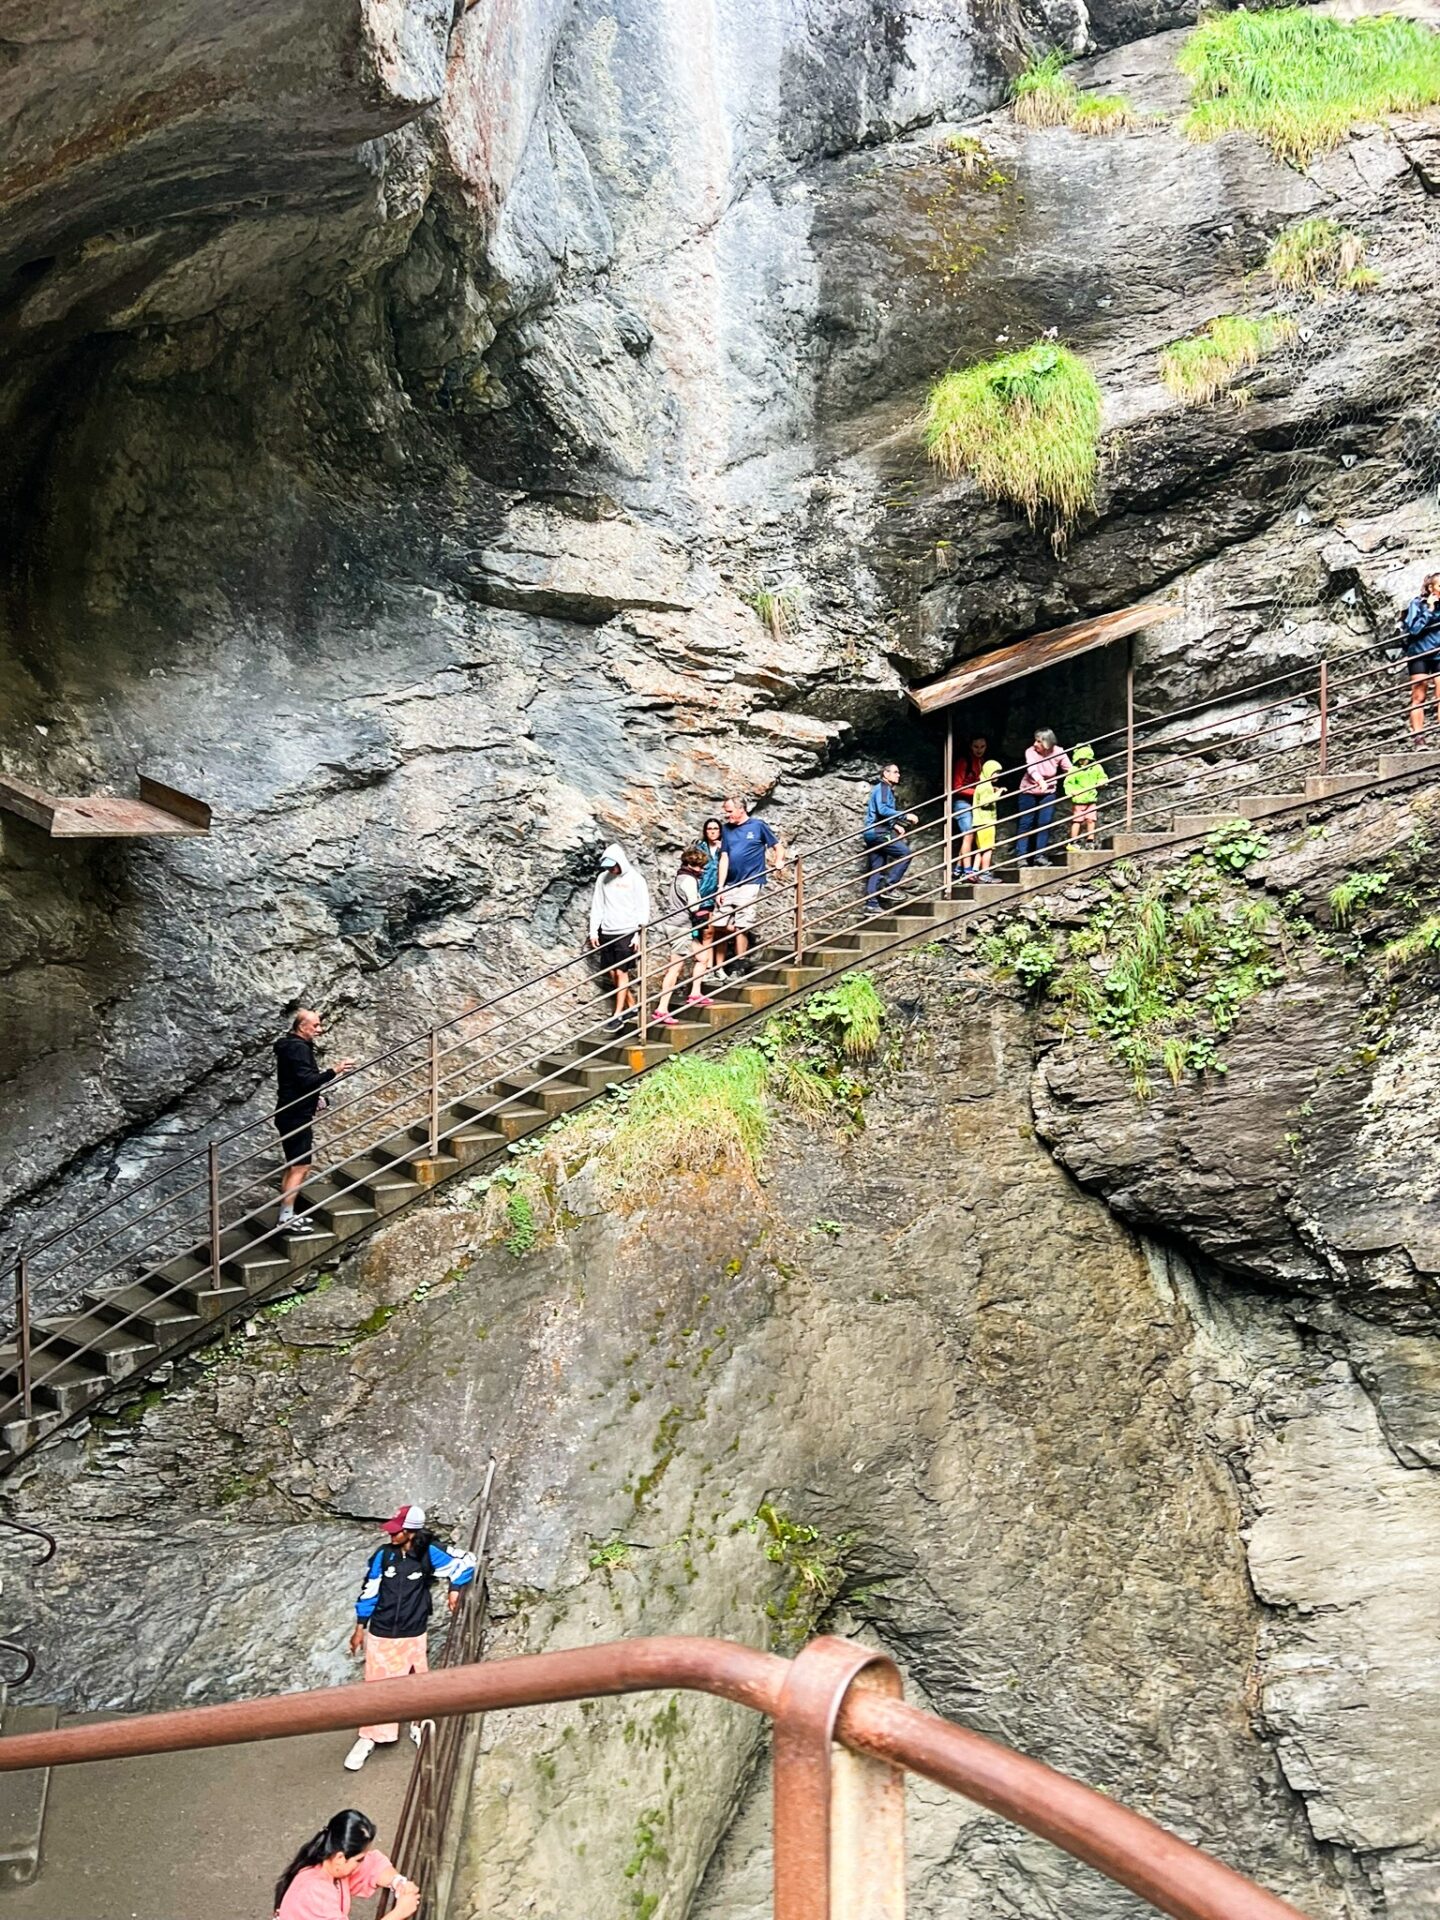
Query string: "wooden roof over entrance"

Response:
xmin=909 ymin=603 xmax=1181 ymax=715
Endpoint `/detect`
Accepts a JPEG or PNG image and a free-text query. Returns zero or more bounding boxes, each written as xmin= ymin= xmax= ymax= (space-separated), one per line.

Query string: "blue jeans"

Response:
xmin=1016 ymin=793 xmax=1056 ymax=859
xmin=865 ymin=837 xmax=912 ymax=905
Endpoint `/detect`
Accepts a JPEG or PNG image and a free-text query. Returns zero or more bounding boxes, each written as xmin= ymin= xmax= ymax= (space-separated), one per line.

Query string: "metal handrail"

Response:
xmin=0 ymin=1515 xmax=56 ymax=1564
xmin=7 ymin=629 xmax=1403 ymax=1260
xmin=1 ymin=639 xmax=1422 ymax=1424
xmin=384 ymin=1458 xmax=497 ymax=1914
xmin=0 ymin=1631 xmax=1312 ymax=1920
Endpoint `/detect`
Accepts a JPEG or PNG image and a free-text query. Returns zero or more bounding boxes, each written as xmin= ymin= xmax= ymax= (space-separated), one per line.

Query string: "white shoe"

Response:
xmin=344 ymin=1736 xmax=374 ymax=1772
xmin=409 ymin=1719 xmax=432 ymax=1749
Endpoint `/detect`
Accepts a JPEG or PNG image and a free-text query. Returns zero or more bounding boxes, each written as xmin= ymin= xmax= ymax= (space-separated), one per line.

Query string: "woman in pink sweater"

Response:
xmin=1016 ymin=728 xmax=1072 ymax=867
xmin=273 ymin=1810 xmax=419 ymax=1919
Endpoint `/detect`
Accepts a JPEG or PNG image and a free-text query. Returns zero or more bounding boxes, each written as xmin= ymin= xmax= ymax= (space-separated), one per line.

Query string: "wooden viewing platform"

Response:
xmin=0 ymin=774 xmax=210 ymax=839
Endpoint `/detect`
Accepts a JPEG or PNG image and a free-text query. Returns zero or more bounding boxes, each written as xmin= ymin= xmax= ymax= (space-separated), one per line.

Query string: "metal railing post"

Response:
xmin=207 ymin=1145 xmax=222 ymax=1293
xmin=773 ymin=1638 xmax=905 ymax=1920
xmin=943 ymin=717 xmax=954 ymax=899
xmin=428 ymin=1029 xmax=441 ymax=1161
xmin=793 ymin=857 xmax=806 ymax=966
xmin=1318 ymin=660 xmax=1329 ymax=776
xmin=14 ymin=1257 xmax=31 ymax=1422
xmin=636 ymin=928 xmax=650 ymax=1043
xmin=1125 ymin=640 xmax=1136 ymax=828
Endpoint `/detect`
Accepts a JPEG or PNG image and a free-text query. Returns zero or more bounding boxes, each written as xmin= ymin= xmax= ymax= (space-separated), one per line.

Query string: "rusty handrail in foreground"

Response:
xmin=0 ymin=1635 xmax=1310 ymax=1920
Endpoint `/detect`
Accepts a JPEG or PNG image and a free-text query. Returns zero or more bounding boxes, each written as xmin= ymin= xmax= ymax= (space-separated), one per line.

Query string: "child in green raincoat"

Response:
xmin=971 ymin=758 xmax=1004 ymax=883
xmin=1064 ymin=745 xmax=1108 ymax=847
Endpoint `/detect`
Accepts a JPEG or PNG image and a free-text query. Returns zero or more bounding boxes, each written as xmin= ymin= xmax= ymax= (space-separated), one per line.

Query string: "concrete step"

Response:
xmin=80 ymin=1284 xmax=202 ymax=1345
xmin=0 ymin=1703 xmax=57 ymax=1888
xmin=1109 ymin=831 xmax=1174 ymax=855
xmin=0 ymin=1357 xmax=108 ymax=1419
xmin=10 ymin=1315 xmax=157 ymax=1383
xmin=965 ymin=880 xmax=1022 ymax=905
xmin=1379 ymin=748 xmax=1440 ymax=777
xmin=1305 ymin=772 xmax=1373 ymax=799
xmin=1065 ymin=844 xmax=1109 ymax=871
xmin=494 ymin=1075 xmax=586 ymax=1119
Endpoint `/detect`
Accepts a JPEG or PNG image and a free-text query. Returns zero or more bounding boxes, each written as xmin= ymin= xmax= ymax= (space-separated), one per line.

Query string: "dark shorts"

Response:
xmin=1407 ymin=651 xmax=1440 ymax=678
xmin=277 ymin=1123 xmax=315 ymax=1167
xmin=596 ymin=931 xmax=639 ymax=972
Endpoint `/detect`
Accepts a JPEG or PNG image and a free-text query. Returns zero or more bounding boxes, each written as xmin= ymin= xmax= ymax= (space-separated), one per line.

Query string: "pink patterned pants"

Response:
xmin=359 ymin=1630 xmax=428 ymax=1743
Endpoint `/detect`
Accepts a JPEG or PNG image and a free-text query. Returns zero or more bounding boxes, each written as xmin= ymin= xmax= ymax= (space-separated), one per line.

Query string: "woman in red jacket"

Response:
xmin=951 ymin=734 xmax=989 ymax=880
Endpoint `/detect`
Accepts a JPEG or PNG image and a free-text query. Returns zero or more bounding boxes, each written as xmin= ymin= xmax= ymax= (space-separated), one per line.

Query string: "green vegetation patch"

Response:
xmin=744 ymin=584 xmax=804 ymax=638
xmin=606 ymin=1048 xmax=771 ymax=1190
xmin=1265 ymin=216 xmax=1377 ymax=294
xmin=753 ymin=1502 xmax=850 ymax=1646
xmin=1070 ymin=93 xmax=1136 ymax=135
xmin=1013 ymin=50 xmax=1079 ymax=127
xmin=755 ymin=972 xmax=885 ymax=1120
xmin=1179 ymin=7 xmax=1440 ymax=166
xmin=923 ymin=342 xmax=1100 ymax=532
xmin=1329 ymin=868 xmax=1392 ymax=927
xmin=982 ymin=822 xmax=1302 ymax=1099
xmin=1384 ymin=914 xmax=1440 ymax=974
xmin=1159 ymin=313 xmax=1296 ymax=407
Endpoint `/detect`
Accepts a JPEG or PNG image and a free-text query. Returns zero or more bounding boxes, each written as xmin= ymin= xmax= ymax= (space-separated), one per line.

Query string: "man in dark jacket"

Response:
xmin=274 ymin=1009 xmax=352 ymax=1226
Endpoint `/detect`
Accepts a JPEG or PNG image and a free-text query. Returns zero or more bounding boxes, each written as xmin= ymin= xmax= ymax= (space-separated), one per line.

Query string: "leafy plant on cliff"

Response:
xmin=1265 ymin=217 xmax=1377 ymax=294
xmin=979 ymin=829 xmax=1295 ymax=1099
xmin=1382 ymin=914 xmax=1440 ymax=973
xmin=1329 ymin=868 xmax=1392 ymax=927
xmin=923 ymin=342 xmax=1101 ymax=532
xmin=606 ymin=1048 xmax=771 ymax=1190
xmin=756 ymin=971 xmax=885 ymax=1120
xmin=1178 ymin=8 xmax=1440 ymax=166
xmin=1012 ymin=49 xmax=1079 ymax=127
xmin=750 ymin=1503 xmax=851 ymax=1647
xmin=1159 ymin=313 xmax=1296 ymax=407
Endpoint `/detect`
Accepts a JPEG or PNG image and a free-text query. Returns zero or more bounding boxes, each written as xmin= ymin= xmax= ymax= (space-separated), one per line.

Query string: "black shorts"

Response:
xmin=1407 ymin=651 xmax=1440 ymax=679
xmin=277 ymin=1123 xmax=315 ymax=1167
xmin=596 ymin=931 xmax=639 ymax=972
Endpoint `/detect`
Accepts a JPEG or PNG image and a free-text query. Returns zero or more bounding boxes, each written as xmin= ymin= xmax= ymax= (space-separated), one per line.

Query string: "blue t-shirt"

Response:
xmin=721 ymin=817 xmax=778 ymax=887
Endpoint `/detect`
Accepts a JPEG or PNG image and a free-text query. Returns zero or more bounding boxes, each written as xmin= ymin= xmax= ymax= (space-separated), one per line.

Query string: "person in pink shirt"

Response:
xmin=1016 ymin=727 xmax=1072 ymax=867
xmin=273 ymin=1809 xmax=420 ymax=1919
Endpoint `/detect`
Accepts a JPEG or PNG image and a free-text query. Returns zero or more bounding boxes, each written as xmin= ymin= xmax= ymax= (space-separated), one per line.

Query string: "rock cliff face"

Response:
xmin=3 ymin=0 xmax=1438 ymax=1266
xmin=7 ymin=783 xmax=1440 ymax=1920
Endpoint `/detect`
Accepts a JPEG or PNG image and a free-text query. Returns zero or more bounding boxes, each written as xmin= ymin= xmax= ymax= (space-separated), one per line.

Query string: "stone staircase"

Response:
xmin=2 ymin=745 xmax=1436 ymax=1469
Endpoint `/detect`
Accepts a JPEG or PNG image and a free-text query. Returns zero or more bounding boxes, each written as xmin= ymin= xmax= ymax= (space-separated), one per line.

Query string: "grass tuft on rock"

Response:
xmin=1265 ymin=216 xmax=1377 ymax=293
xmin=606 ymin=1048 xmax=771 ymax=1189
xmin=923 ymin=341 xmax=1100 ymax=531
xmin=1012 ymin=50 xmax=1079 ymax=126
xmin=1159 ymin=313 xmax=1296 ymax=406
xmin=1179 ymin=7 xmax=1440 ymax=166
xmin=1070 ymin=93 xmax=1136 ymax=134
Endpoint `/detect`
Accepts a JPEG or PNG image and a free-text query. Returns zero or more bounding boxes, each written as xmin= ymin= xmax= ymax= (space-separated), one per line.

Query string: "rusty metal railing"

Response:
xmin=0 ymin=634 xmax=1428 ymax=1455
xmin=383 ymin=1459 xmax=497 ymax=1915
xmin=0 ymin=1632 xmax=1313 ymax=1920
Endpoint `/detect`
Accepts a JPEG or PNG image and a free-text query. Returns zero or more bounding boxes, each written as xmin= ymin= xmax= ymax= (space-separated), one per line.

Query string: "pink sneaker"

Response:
xmin=685 ymin=993 xmax=714 ymax=1007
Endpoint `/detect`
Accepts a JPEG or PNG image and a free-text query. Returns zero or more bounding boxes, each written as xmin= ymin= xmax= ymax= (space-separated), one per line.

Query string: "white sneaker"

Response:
xmin=409 ymin=1719 xmax=432 ymax=1749
xmin=343 ymin=1736 xmax=374 ymax=1771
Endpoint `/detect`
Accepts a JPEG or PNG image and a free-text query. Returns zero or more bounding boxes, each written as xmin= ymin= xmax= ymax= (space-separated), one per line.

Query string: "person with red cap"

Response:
xmin=343 ymin=1504 xmax=476 ymax=1773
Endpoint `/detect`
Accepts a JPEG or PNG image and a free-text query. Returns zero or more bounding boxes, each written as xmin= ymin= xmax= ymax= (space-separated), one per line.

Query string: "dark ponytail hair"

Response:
xmin=275 ymin=1809 xmax=376 ymax=1911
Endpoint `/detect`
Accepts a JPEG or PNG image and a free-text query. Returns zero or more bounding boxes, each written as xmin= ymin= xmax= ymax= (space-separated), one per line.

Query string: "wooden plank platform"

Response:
xmin=0 ymin=775 xmax=209 ymax=839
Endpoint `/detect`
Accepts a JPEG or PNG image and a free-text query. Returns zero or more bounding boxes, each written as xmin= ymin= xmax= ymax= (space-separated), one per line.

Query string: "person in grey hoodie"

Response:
xmin=587 ymin=844 xmax=652 ymax=1031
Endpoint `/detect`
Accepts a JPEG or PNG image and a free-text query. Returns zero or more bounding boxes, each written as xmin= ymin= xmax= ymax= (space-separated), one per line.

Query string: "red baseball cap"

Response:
xmin=380 ymin=1504 xmax=426 ymax=1535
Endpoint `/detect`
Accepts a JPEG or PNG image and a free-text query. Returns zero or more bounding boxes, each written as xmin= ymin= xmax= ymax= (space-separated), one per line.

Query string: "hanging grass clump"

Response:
xmin=1158 ymin=313 xmax=1297 ymax=407
xmin=1179 ymin=7 xmax=1440 ymax=166
xmin=1264 ymin=216 xmax=1378 ymax=294
xmin=1012 ymin=50 xmax=1079 ymax=127
xmin=923 ymin=342 xmax=1101 ymax=533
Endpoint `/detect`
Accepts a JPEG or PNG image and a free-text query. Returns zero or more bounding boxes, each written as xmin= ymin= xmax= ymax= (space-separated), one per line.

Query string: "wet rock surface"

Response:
xmin=12 ymin=842 xmax=1440 ymax=1917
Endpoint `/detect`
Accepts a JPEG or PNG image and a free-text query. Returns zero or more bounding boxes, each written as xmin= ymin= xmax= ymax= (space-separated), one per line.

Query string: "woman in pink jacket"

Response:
xmin=1016 ymin=728 xmax=1072 ymax=867
xmin=273 ymin=1810 xmax=420 ymax=1919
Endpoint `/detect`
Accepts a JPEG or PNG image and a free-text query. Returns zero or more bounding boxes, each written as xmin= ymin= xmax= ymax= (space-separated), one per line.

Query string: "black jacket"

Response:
xmin=274 ymin=1033 xmax=334 ymax=1125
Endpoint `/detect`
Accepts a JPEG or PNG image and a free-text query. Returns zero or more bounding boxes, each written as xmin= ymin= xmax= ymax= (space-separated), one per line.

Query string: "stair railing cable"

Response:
xmin=0 ymin=636 xmax=1426 ymax=1446
xmin=383 ymin=1456 xmax=497 ymax=1917
xmin=1 ymin=651 xmax=1409 ymax=1406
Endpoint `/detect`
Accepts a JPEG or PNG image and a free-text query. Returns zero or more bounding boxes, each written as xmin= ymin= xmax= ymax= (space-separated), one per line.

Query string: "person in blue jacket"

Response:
xmin=864 ymin=762 xmax=918 ymax=911
xmin=343 ymin=1504 xmax=476 ymax=1773
xmin=1402 ymin=573 xmax=1440 ymax=737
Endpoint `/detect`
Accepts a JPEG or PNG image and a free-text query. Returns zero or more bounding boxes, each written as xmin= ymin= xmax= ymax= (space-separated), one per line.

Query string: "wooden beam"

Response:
xmin=909 ymin=604 xmax=1181 ymax=715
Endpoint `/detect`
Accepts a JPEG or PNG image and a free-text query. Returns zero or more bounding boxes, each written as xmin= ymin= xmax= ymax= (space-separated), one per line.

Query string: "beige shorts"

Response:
xmin=711 ymin=882 xmax=763 ymax=932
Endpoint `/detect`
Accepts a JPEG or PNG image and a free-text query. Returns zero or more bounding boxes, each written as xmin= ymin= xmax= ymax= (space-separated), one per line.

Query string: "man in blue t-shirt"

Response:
xmin=713 ymin=796 xmax=781 ymax=974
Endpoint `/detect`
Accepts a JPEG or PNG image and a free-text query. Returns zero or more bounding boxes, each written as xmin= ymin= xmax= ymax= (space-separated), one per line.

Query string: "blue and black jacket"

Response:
xmin=1402 ymin=597 xmax=1440 ymax=658
xmin=355 ymin=1537 xmax=476 ymax=1640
